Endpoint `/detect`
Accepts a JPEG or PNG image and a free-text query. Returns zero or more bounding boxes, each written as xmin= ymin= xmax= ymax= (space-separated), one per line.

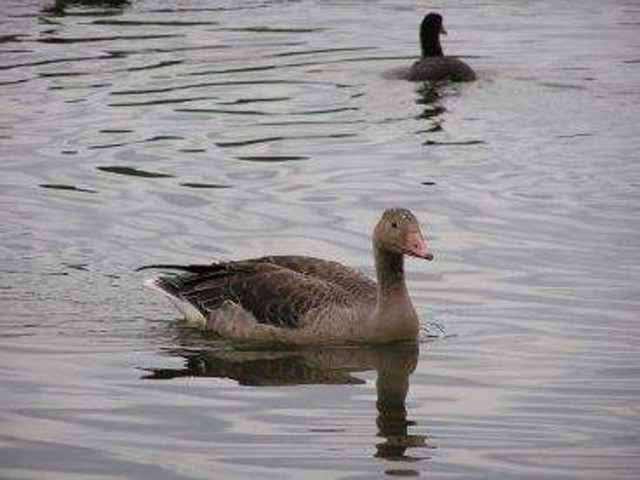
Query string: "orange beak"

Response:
xmin=405 ymin=231 xmax=434 ymax=260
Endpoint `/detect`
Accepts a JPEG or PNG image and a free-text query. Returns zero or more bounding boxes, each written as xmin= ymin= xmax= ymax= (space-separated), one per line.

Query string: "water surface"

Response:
xmin=1 ymin=0 xmax=639 ymax=478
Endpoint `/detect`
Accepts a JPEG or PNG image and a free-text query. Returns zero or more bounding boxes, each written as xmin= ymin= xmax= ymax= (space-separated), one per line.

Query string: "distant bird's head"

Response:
xmin=420 ymin=12 xmax=446 ymax=57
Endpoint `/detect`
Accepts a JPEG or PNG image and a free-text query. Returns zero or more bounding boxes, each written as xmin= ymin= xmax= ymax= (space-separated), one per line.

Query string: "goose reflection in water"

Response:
xmin=142 ymin=334 xmax=431 ymax=463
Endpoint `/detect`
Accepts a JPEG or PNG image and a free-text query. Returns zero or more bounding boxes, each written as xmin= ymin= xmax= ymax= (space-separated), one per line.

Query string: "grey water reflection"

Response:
xmin=144 ymin=334 xmax=430 ymax=464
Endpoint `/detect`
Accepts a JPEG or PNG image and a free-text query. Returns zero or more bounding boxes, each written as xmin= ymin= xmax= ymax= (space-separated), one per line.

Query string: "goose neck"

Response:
xmin=374 ymin=247 xmax=409 ymax=303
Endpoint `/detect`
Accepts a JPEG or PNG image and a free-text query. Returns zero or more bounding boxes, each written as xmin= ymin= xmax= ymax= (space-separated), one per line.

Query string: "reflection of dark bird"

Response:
xmin=407 ymin=13 xmax=476 ymax=82
xmin=139 ymin=208 xmax=434 ymax=345
xmin=142 ymin=340 xmax=431 ymax=460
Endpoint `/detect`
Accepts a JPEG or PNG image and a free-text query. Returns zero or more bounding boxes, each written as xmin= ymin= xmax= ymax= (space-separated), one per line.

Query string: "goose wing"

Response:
xmin=146 ymin=259 xmax=367 ymax=329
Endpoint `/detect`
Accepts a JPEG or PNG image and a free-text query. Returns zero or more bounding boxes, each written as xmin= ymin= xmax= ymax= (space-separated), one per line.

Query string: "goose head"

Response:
xmin=373 ymin=208 xmax=433 ymax=261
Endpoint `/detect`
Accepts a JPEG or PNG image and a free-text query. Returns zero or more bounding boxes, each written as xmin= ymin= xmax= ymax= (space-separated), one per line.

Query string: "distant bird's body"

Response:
xmin=406 ymin=12 xmax=475 ymax=82
xmin=407 ymin=56 xmax=476 ymax=82
xmin=142 ymin=209 xmax=433 ymax=345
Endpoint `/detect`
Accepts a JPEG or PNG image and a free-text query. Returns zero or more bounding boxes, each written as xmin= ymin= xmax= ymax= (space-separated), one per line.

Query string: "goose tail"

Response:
xmin=143 ymin=276 xmax=207 ymax=326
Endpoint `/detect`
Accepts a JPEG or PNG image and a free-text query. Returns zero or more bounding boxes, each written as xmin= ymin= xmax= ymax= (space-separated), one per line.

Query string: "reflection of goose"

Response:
xmin=406 ymin=13 xmax=476 ymax=82
xmin=140 ymin=208 xmax=433 ymax=345
xmin=143 ymin=340 xmax=430 ymax=461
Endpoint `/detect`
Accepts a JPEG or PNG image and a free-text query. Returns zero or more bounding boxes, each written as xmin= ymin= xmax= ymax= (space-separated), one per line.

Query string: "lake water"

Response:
xmin=1 ymin=0 xmax=639 ymax=478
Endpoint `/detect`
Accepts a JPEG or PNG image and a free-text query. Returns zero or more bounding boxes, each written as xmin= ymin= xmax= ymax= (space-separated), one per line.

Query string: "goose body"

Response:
xmin=406 ymin=12 xmax=475 ymax=82
xmin=142 ymin=208 xmax=433 ymax=345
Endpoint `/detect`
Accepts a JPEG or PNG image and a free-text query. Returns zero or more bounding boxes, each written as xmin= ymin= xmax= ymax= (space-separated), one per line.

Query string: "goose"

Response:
xmin=140 ymin=208 xmax=433 ymax=345
xmin=406 ymin=12 xmax=476 ymax=82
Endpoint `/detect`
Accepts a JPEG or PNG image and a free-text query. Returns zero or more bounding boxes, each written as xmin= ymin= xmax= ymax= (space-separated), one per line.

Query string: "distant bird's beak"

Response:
xmin=405 ymin=232 xmax=434 ymax=261
xmin=441 ymin=26 xmax=447 ymax=35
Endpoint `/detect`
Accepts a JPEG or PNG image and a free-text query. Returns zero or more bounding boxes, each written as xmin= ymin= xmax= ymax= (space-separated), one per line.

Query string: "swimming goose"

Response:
xmin=407 ymin=12 xmax=476 ymax=82
xmin=140 ymin=208 xmax=433 ymax=345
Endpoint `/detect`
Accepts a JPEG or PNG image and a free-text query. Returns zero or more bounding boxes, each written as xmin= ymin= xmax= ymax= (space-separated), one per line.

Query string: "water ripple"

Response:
xmin=1 ymin=1 xmax=639 ymax=479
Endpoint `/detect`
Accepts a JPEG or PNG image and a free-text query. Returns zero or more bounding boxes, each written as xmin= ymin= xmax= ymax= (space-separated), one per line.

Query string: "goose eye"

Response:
xmin=391 ymin=221 xmax=398 ymax=229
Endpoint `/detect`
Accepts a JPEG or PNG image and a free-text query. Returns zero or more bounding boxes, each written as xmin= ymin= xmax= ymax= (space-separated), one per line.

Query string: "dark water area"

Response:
xmin=1 ymin=0 xmax=639 ymax=478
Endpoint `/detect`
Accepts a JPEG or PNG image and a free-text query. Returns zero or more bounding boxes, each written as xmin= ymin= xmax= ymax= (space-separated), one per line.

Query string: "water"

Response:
xmin=1 ymin=0 xmax=639 ymax=478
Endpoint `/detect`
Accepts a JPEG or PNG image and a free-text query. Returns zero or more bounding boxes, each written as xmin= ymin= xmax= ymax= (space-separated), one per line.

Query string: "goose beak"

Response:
xmin=405 ymin=232 xmax=434 ymax=261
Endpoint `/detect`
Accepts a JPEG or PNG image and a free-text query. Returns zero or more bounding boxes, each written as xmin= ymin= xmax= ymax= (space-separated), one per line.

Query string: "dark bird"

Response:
xmin=406 ymin=12 xmax=476 ymax=82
